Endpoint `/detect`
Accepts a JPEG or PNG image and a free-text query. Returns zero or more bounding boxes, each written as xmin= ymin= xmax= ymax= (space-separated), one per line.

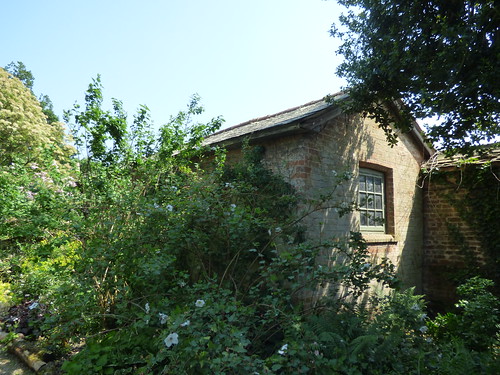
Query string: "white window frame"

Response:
xmin=358 ymin=168 xmax=385 ymax=232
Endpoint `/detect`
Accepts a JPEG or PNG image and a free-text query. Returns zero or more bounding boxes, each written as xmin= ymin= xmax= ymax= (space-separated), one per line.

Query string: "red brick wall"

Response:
xmin=423 ymin=172 xmax=487 ymax=310
xmin=211 ymin=113 xmax=428 ymax=296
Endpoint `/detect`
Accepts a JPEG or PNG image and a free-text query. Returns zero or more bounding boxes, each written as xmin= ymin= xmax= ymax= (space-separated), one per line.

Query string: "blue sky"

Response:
xmin=2 ymin=0 xmax=346 ymax=131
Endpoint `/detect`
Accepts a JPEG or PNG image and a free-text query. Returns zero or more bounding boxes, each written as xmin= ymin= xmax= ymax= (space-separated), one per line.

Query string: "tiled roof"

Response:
xmin=203 ymin=93 xmax=346 ymax=147
xmin=202 ymin=93 xmax=433 ymax=159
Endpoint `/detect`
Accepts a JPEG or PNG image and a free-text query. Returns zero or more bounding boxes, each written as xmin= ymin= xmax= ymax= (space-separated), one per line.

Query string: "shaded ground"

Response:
xmin=0 ymin=348 xmax=32 ymax=375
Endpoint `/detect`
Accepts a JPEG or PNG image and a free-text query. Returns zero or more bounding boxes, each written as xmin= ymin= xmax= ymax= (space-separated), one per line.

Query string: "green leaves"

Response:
xmin=0 ymin=68 xmax=73 ymax=166
xmin=66 ymin=75 xmax=129 ymax=163
xmin=332 ymin=0 xmax=500 ymax=153
xmin=2 ymin=73 xmax=498 ymax=374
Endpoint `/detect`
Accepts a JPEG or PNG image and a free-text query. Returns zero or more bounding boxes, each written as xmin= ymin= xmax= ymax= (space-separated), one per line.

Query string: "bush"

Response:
xmin=429 ymin=277 xmax=500 ymax=352
xmin=1 ymin=78 xmax=498 ymax=374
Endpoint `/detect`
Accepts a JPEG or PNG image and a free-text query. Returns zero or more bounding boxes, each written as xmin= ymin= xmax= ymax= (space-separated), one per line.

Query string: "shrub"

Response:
xmin=1 ymin=78 xmax=498 ymax=374
xmin=429 ymin=277 xmax=500 ymax=352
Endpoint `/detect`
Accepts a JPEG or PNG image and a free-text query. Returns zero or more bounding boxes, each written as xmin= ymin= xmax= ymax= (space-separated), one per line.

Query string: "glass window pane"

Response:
xmin=368 ymin=215 xmax=375 ymax=226
xmin=367 ymin=194 xmax=374 ymax=208
xmin=375 ymin=195 xmax=382 ymax=209
xmin=359 ymin=193 xmax=367 ymax=208
xmin=374 ymin=178 xmax=382 ymax=193
xmin=359 ymin=176 xmax=366 ymax=191
xmin=366 ymin=177 xmax=374 ymax=192
xmin=360 ymin=212 xmax=367 ymax=225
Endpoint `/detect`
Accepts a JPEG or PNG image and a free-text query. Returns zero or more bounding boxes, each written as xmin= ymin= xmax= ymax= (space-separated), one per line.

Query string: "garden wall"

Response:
xmin=423 ymin=158 xmax=500 ymax=311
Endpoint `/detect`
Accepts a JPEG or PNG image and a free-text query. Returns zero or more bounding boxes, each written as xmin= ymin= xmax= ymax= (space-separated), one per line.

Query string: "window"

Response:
xmin=359 ymin=168 xmax=385 ymax=232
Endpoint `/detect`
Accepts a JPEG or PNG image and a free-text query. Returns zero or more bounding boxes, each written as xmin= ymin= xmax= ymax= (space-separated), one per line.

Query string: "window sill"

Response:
xmin=361 ymin=232 xmax=396 ymax=244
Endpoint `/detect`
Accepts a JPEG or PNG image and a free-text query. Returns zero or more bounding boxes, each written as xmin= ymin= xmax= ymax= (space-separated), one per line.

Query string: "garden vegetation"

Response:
xmin=0 ymin=69 xmax=499 ymax=374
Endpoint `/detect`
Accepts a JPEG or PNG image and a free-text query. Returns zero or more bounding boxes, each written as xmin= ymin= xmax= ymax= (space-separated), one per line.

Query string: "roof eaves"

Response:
xmin=203 ymin=93 xmax=345 ymax=147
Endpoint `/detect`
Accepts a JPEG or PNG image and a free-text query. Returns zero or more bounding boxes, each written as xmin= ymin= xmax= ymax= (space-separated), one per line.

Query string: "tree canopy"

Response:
xmin=4 ymin=61 xmax=59 ymax=124
xmin=332 ymin=0 xmax=500 ymax=153
xmin=0 ymin=68 xmax=73 ymax=166
xmin=4 ymin=61 xmax=34 ymax=91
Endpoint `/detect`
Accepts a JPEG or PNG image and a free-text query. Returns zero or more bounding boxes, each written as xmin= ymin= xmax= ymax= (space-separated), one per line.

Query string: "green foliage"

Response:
xmin=4 ymin=61 xmax=34 ymax=90
xmin=331 ymin=1 xmax=500 ymax=153
xmin=0 ymin=67 xmax=73 ymax=166
xmin=64 ymin=75 xmax=129 ymax=164
xmin=38 ymin=93 xmax=60 ymax=124
xmin=0 ymin=282 xmax=13 ymax=310
xmin=429 ymin=277 xmax=500 ymax=352
xmin=455 ymin=164 xmax=500 ymax=283
xmin=4 ymin=61 xmax=60 ymax=123
xmin=1 ymin=76 xmax=498 ymax=374
xmin=428 ymin=161 xmax=500 ymax=288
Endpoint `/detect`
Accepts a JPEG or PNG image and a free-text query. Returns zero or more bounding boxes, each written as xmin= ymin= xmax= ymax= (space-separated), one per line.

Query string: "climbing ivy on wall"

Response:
xmin=456 ymin=163 xmax=500 ymax=281
xmin=432 ymin=161 xmax=500 ymax=292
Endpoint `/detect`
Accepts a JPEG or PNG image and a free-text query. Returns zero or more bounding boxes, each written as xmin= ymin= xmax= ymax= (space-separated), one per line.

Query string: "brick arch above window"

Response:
xmin=358 ymin=161 xmax=395 ymax=236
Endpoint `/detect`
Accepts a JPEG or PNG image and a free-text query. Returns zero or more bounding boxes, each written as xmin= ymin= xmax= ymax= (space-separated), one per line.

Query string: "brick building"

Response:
xmin=204 ymin=94 xmax=433 ymax=295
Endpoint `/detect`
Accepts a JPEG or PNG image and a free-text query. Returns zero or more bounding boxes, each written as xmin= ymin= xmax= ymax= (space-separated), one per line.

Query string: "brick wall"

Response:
xmin=423 ymin=172 xmax=489 ymax=310
xmin=228 ymin=114 xmax=427 ymax=293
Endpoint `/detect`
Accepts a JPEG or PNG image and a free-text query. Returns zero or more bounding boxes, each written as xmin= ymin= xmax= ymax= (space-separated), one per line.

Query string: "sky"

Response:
xmin=2 ymin=0 xmax=347 ymax=132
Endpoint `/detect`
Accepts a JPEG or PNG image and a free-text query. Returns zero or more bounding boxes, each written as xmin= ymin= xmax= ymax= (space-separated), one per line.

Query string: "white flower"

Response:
xmin=28 ymin=302 xmax=39 ymax=310
xmin=195 ymin=299 xmax=205 ymax=308
xmin=411 ymin=304 xmax=420 ymax=311
xmin=30 ymin=163 xmax=39 ymax=170
xmin=278 ymin=343 xmax=288 ymax=355
xmin=66 ymin=178 xmax=77 ymax=188
xmin=420 ymin=313 xmax=428 ymax=321
xmin=26 ymin=191 xmax=36 ymax=200
xmin=159 ymin=313 xmax=168 ymax=325
xmin=230 ymin=204 xmax=236 ymax=211
xmin=164 ymin=333 xmax=179 ymax=348
xmin=332 ymin=170 xmax=338 ymax=177
xmin=361 ymin=263 xmax=371 ymax=271
xmin=419 ymin=326 xmax=428 ymax=333
xmin=180 ymin=320 xmax=190 ymax=327
xmin=145 ymin=303 xmax=150 ymax=314
xmin=275 ymin=227 xmax=282 ymax=233
xmin=35 ymin=171 xmax=52 ymax=183
xmin=166 ymin=204 xmax=173 ymax=212
xmin=225 ymin=182 xmax=234 ymax=188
